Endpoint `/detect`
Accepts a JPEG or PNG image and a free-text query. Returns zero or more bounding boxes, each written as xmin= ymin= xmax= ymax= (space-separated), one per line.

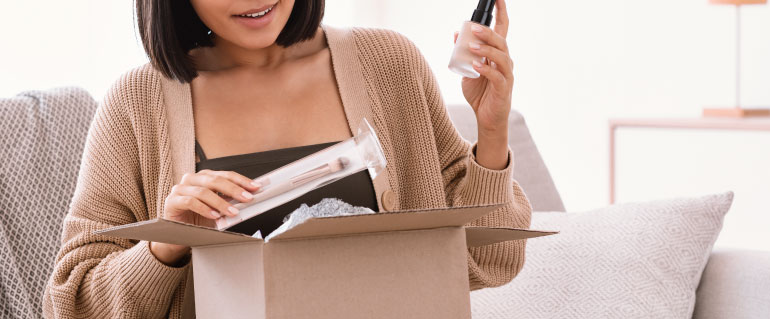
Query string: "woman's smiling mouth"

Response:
xmin=235 ymin=5 xmax=274 ymax=18
xmin=232 ymin=3 xmax=278 ymax=28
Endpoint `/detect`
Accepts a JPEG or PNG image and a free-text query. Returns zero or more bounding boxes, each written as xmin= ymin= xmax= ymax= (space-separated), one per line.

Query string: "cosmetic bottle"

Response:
xmin=448 ymin=0 xmax=496 ymax=78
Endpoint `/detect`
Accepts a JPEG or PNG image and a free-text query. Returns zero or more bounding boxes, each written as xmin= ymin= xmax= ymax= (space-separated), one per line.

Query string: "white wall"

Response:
xmin=0 ymin=1 xmax=146 ymax=101
xmin=616 ymin=128 xmax=770 ymax=250
xmin=2 ymin=1 xmax=768 ymax=249
xmin=328 ymin=0 xmax=770 ymax=250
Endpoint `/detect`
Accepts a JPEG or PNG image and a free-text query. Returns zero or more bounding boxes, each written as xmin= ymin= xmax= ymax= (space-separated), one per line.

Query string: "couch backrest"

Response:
xmin=0 ymin=88 xmax=97 ymax=319
xmin=446 ymin=104 xmax=565 ymax=212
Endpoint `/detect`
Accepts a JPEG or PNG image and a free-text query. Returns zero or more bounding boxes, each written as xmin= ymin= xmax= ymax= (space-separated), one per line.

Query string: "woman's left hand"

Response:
xmin=454 ymin=0 xmax=513 ymax=170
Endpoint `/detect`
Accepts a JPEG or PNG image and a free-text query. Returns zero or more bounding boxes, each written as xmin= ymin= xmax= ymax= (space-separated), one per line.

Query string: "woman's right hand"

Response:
xmin=150 ymin=169 xmax=261 ymax=266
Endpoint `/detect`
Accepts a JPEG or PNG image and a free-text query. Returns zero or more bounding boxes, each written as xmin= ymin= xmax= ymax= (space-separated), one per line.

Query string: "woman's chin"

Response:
xmin=236 ymin=37 xmax=281 ymax=50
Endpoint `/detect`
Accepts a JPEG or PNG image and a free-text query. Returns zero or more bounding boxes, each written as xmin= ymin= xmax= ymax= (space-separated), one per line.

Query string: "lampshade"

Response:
xmin=709 ymin=0 xmax=766 ymax=4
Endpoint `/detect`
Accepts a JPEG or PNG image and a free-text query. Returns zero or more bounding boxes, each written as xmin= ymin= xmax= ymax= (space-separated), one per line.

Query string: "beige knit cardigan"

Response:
xmin=42 ymin=24 xmax=532 ymax=318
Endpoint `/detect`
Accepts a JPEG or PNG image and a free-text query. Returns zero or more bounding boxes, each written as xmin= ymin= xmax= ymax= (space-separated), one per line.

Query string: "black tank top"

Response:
xmin=195 ymin=140 xmax=378 ymax=237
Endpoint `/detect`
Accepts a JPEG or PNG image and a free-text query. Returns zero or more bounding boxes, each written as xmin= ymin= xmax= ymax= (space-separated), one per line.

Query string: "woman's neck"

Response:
xmin=193 ymin=28 xmax=326 ymax=72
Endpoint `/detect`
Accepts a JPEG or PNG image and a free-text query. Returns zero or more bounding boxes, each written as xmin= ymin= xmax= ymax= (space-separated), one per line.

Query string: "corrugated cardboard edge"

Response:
xmin=95 ymin=204 xmax=557 ymax=248
xmin=96 ymin=219 xmax=261 ymax=247
xmin=465 ymin=227 xmax=558 ymax=247
xmin=268 ymin=204 xmax=503 ymax=241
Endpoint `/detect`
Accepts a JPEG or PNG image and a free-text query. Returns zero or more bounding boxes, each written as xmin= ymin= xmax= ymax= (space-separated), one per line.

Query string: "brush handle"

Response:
xmin=232 ymin=164 xmax=333 ymax=210
xmin=220 ymin=158 xmax=347 ymax=231
xmin=233 ymin=182 xmax=295 ymax=210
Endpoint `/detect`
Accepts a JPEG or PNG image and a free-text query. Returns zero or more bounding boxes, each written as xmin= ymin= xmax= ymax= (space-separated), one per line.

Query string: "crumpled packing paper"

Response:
xmin=262 ymin=198 xmax=375 ymax=241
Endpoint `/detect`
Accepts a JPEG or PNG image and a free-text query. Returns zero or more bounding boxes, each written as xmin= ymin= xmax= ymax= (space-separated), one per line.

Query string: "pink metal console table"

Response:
xmin=609 ymin=117 xmax=770 ymax=204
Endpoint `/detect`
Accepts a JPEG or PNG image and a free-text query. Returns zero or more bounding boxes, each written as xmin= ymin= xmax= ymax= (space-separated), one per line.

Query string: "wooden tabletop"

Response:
xmin=609 ymin=117 xmax=770 ymax=131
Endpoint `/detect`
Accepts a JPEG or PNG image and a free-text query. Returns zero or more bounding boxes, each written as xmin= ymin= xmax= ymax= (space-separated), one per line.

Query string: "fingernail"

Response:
xmin=471 ymin=24 xmax=483 ymax=33
xmin=473 ymin=60 xmax=483 ymax=68
xmin=242 ymin=191 xmax=254 ymax=200
xmin=251 ymin=181 xmax=261 ymax=187
xmin=228 ymin=206 xmax=239 ymax=215
xmin=469 ymin=42 xmax=481 ymax=50
xmin=211 ymin=210 xmax=221 ymax=218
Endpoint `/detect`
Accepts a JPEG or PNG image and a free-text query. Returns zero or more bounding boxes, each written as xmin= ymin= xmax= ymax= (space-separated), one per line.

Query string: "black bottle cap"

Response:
xmin=471 ymin=0 xmax=496 ymax=27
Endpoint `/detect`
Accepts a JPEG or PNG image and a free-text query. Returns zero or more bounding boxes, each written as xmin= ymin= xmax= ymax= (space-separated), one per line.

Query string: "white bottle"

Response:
xmin=448 ymin=0 xmax=496 ymax=78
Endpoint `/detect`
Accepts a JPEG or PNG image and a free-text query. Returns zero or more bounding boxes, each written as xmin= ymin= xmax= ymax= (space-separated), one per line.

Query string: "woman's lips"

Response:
xmin=235 ymin=3 xmax=275 ymax=17
xmin=232 ymin=4 xmax=276 ymax=29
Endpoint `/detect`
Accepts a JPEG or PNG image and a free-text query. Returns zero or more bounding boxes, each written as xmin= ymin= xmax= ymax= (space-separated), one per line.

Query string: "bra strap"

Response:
xmin=194 ymin=140 xmax=208 ymax=162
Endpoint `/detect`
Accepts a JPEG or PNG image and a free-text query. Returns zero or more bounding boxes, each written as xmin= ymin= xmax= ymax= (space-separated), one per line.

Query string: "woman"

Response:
xmin=43 ymin=0 xmax=531 ymax=317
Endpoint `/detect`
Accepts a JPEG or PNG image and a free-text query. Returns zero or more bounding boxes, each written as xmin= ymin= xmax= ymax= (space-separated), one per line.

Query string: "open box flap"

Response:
xmin=465 ymin=227 xmax=558 ymax=247
xmin=269 ymin=204 xmax=504 ymax=242
xmin=96 ymin=219 xmax=261 ymax=247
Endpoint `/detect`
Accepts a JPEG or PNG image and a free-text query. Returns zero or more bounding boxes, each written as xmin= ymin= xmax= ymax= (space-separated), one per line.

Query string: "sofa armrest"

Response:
xmin=693 ymin=248 xmax=770 ymax=319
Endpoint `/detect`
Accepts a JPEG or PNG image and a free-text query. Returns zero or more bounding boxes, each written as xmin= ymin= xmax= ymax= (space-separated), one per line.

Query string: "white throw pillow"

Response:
xmin=471 ymin=192 xmax=734 ymax=319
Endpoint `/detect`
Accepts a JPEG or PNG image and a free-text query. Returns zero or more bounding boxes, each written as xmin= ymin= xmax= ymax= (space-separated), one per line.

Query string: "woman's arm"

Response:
xmin=399 ymin=32 xmax=532 ymax=289
xmin=43 ymin=72 xmax=189 ymax=318
xmin=422 ymin=58 xmax=532 ymax=289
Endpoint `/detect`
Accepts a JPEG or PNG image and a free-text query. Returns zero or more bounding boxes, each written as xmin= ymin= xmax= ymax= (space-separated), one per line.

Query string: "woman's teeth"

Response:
xmin=237 ymin=6 xmax=273 ymax=18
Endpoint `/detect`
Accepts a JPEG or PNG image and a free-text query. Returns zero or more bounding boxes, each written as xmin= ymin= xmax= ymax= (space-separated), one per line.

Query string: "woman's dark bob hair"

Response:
xmin=136 ymin=0 xmax=325 ymax=83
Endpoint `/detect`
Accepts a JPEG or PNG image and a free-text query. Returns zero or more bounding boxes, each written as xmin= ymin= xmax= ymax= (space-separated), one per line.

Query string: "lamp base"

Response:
xmin=703 ymin=107 xmax=770 ymax=118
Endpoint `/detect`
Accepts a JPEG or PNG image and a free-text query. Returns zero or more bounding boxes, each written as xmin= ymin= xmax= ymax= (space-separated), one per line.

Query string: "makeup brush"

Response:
xmin=232 ymin=157 xmax=350 ymax=211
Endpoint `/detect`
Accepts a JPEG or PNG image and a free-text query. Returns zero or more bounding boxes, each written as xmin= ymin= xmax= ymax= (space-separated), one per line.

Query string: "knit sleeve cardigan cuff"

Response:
xmin=118 ymin=240 xmax=190 ymax=302
xmin=463 ymin=142 xmax=515 ymax=205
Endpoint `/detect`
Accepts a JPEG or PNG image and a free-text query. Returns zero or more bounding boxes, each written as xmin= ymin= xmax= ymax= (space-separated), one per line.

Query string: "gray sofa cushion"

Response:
xmin=446 ymin=104 xmax=565 ymax=212
xmin=693 ymin=248 xmax=770 ymax=319
xmin=0 ymin=88 xmax=97 ymax=319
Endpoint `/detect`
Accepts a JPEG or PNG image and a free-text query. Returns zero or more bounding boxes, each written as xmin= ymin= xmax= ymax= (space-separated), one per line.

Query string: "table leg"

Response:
xmin=609 ymin=124 xmax=616 ymax=204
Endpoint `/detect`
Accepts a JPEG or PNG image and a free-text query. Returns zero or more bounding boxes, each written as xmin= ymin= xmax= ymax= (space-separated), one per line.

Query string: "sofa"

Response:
xmin=447 ymin=104 xmax=770 ymax=319
xmin=1 ymin=88 xmax=768 ymax=318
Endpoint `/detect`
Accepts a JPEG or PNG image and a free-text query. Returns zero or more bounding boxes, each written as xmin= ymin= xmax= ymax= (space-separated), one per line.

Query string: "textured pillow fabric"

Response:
xmin=471 ymin=192 xmax=734 ymax=319
xmin=0 ymin=88 xmax=97 ymax=319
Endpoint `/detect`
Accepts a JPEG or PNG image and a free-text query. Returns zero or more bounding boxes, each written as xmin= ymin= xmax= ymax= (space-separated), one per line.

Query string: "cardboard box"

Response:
xmin=98 ymin=204 xmax=555 ymax=319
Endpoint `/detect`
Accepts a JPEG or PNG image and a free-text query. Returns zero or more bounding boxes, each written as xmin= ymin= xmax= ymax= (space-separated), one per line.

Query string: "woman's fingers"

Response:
xmin=469 ymin=42 xmax=513 ymax=80
xmin=454 ymin=31 xmax=459 ymax=44
xmin=205 ymin=170 xmax=261 ymax=191
xmin=188 ymin=170 xmax=256 ymax=203
xmin=176 ymin=185 xmax=240 ymax=217
xmin=471 ymin=24 xmax=508 ymax=57
xmin=173 ymin=169 xmax=264 ymax=221
xmin=168 ymin=194 xmax=222 ymax=219
xmin=165 ymin=170 xmax=262 ymax=224
xmin=494 ymin=0 xmax=510 ymax=38
xmin=472 ymin=59 xmax=507 ymax=91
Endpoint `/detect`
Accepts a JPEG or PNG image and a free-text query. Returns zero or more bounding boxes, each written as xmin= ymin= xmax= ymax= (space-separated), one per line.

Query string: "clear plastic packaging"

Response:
xmin=215 ymin=118 xmax=387 ymax=230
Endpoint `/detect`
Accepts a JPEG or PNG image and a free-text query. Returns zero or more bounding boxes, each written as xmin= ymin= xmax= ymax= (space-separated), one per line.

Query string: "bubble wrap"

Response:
xmin=264 ymin=198 xmax=375 ymax=241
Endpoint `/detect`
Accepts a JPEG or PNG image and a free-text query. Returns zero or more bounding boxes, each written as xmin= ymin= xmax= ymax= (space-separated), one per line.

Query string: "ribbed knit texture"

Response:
xmin=42 ymin=25 xmax=531 ymax=318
